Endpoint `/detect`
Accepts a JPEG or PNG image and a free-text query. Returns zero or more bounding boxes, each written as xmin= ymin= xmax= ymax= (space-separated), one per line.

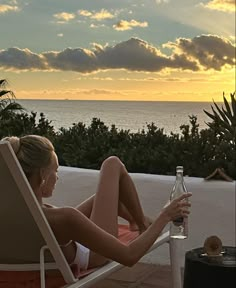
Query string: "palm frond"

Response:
xmin=230 ymin=92 xmax=236 ymax=117
xmin=223 ymin=95 xmax=233 ymax=119
xmin=5 ymin=102 xmax=25 ymax=111
xmin=204 ymin=92 xmax=236 ymax=141
xmin=222 ymin=107 xmax=234 ymax=123
xmin=0 ymin=104 xmax=24 ymax=119
xmin=0 ymin=79 xmax=7 ymax=87
xmin=0 ymin=90 xmax=15 ymax=98
xmin=203 ymin=108 xmax=217 ymax=122
xmin=213 ymin=100 xmax=230 ymax=124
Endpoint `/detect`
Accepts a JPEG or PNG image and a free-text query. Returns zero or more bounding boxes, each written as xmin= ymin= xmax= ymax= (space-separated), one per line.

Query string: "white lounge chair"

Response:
xmin=0 ymin=141 xmax=182 ymax=288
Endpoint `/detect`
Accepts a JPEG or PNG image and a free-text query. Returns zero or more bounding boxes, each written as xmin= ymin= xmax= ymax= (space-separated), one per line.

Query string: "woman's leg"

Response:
xmin=118 ymin=166 xmax=150 ymax=232
xmin=75 ymin=195 xmax=94 ymax=217
xmin=76 ymin=195 xmax=138 ymax=228
xmin=88 ymin=156 xmax=148 ymax=267
xmin=89 ymin=156 xmax=121 ymax=236
xmin=90 ymin=156 xmax=148 ymax=232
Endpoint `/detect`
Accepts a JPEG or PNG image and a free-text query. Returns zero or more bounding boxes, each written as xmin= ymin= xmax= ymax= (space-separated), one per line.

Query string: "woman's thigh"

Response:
xmin=75 ymin=195 xmax=94 ymax=218
xmin=90 ymin=156 xmax=123 ymax=236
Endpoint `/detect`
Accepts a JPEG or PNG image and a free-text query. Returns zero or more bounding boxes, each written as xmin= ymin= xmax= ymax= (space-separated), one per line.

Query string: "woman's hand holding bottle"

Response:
xmin=161 ymin=193 xmax=192 ymax=223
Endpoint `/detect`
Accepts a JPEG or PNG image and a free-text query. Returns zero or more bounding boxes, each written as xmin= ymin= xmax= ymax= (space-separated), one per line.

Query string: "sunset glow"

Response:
xmin=0 ymin=0 xmax=235 ymax=102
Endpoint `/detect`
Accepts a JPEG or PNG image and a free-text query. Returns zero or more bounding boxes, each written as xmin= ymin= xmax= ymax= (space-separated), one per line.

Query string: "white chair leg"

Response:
xmin=40 ymin=246 xmax=48 ymax=288
xmin=169 ymin=238 xmax=182 ymax=288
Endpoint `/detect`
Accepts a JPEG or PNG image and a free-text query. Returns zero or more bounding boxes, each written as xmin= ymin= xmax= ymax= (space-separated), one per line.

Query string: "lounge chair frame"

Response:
xmin=0 ymin=141 xmax=182 ymax=288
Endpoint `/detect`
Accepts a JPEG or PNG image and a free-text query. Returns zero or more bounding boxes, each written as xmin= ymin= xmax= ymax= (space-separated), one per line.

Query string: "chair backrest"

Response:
xmin=0 ymin=141 xmax=75 ymax=283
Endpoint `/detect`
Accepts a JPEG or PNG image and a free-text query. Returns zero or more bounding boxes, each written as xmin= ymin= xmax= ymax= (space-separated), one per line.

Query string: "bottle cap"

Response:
xmin=176 ymin=166 xmax=183 ymax=171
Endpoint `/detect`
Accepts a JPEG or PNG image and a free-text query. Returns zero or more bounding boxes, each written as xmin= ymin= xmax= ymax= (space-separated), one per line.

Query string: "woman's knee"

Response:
xmin=101 ymin=156 xmax=124 ymax=171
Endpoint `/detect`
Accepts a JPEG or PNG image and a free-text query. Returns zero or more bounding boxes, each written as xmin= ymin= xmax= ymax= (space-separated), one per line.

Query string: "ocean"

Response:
xmin=17 ymin=99 xmax=216 ymax=134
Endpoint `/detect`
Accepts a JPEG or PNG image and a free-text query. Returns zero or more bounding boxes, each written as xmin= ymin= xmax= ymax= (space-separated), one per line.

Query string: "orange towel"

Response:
xmin=0 ymin=225 xmax=139 ymax=288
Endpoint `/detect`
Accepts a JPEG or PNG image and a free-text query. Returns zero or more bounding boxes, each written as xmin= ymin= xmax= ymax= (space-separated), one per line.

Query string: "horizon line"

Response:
xmin=17 ymin=98 xmax=224 ymax=103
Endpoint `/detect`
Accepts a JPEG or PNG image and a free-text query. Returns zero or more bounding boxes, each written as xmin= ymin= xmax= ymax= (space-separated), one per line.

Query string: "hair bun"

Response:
xmin=2 ymin=136 xmax=21 ymax=154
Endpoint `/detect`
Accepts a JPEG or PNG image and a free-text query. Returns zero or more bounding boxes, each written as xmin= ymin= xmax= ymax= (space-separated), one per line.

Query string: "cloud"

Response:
xmin=0 ymin=47 xmax=47 ymax=70
xmin=82 ymin=89 xmax=122 ymax=95
xmin=43 ymin=47 xmax=97 ymax=73
xmin=90 ymin=23 xmax=105 ymax=29
xmin=156 ymin=0 xmax=169 ymax=4
xmin=0 ymin=36 xmax=235 ymax=73
xmin=165 ymin=34 xmax=235 ymax=70
xmin=53 ymin=12 xmax=75 ymax=22
xmin=89 ymin=77 xmax=113 ymax=81
xmin=18 ymin=88 xmax=126 ymax=100
xmin=113 ymin=19 xmax=148 ymax=31
xmin=204 ymin=0 xmax=235 ymax=12
xmin=78 ymin=9 xmax=115 ymax=20
xmin=91 ymin=9 xmax=115 ymax=20
xmin=78 ymin=10 xmax=92 ymax=17
xmin=0 ymin=4 xmax=19 ymax=13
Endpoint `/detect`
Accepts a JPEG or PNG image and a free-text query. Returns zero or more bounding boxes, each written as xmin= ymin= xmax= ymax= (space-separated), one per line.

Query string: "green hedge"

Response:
xmin=0 ymin=111 xmax=235 ymax=180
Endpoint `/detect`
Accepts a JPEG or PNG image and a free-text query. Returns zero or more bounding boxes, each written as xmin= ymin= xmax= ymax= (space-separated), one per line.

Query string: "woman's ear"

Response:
xmin=39 ymin=168 xmax=46 ymax=187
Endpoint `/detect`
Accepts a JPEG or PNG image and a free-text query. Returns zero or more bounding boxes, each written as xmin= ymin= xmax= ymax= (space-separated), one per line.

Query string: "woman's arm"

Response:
xmin=45 ymin=206 xmax=132 ymax=265
xmin=45 ymin=192 xmax=191 ymax=267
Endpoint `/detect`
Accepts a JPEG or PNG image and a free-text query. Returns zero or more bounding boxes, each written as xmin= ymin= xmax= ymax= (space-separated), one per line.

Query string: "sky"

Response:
xmin=0 ymin=0 xmax=235 ymax=101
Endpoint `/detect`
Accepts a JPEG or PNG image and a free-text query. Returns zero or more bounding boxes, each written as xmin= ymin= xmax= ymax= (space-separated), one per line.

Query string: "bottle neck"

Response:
xmin=176 ymin=171 xmax=183 ymax=182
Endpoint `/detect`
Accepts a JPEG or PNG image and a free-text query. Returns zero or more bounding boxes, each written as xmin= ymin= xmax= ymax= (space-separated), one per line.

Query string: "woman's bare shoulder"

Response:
xmin=42 ymin=205 xmax=80 ymax=220
xmin=42 ymin=206 xmax=83 ymax=244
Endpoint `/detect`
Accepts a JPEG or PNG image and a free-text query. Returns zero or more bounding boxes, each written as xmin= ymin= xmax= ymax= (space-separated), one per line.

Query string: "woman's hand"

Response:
xmin=161 ymin=193 xmax=192 ymax=222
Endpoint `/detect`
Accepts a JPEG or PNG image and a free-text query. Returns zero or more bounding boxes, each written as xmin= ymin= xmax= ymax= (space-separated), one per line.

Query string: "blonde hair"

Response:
xmin=2 ymin=135 xmax=55 ymax=179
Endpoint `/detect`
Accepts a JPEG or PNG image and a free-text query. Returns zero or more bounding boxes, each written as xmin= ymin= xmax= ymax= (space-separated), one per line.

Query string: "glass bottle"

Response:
xmin=170 ymin=166 xmax=188 ymax=239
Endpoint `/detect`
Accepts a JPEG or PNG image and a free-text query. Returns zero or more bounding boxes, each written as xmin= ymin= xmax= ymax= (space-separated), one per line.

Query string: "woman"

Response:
xmin=3 ymin=135 xmax=191 ymax=272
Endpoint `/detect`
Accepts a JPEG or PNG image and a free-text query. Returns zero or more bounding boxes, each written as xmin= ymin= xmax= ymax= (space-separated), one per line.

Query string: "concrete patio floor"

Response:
xmin=90 ymin=263 xmax=173 ymax=288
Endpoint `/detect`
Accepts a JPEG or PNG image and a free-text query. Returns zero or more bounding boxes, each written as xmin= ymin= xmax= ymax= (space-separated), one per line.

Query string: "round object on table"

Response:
xmin=204 ymin=235 xmax=223 ymax=256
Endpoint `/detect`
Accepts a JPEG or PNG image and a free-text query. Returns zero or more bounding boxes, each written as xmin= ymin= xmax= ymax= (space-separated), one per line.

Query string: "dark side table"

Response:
xmin=183 ymin=246 xmax=236 ymax=288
